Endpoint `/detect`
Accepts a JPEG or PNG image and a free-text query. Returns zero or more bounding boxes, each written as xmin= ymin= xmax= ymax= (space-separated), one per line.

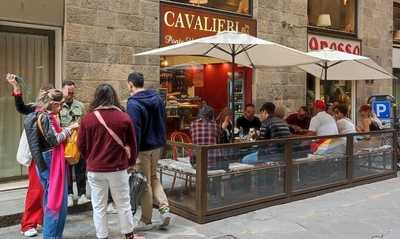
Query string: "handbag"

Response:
xmin=65 ymin=130 xmax=80 ymax=165
xmin=129 ymin=170 xmax=147 ymax=215
xmin=94 ymin=110 xmax=131 ymax=159
xmin=16 ymin=130 xmax=32 ymax=167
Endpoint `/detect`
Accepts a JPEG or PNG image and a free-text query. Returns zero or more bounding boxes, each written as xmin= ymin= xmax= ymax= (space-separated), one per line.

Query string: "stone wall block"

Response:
xmin=110 ymin=0 xmax=132 ymax=14
xmin=64 ymin=23 xmax=82 ymax=42
xmin=81 ymin=0 xmax=110 ymax=10
xmin=96 ymin=10 xmax=116 ymax=28
xmin=79 ymin=25 xmax=98 ymax=43
xmin=144 ymin=16 xmax=159 ymax=33
xmin=66 ymin=0 xmax=82 ymax=7
xmin=119 ymin=46 xmax=134 ymax=65
xmin=66 ymin=7 xmax=97 ymax=25
xmin=66 ymin=42 xmax=91 ymax=62
xmin=95 ymin=27 xmax=114 ymax=44
xmin=140 ymin=1 xmax=159 ymax=18
xmin=65 ymin=62 xmax=90 ymax=80
xmin=116 ymin=14 xmax=144 ymax=31
xmin=113 ymin=30 xmax=138 ymax=47
xmin=90 ymin=44 xmax=108 ymax=63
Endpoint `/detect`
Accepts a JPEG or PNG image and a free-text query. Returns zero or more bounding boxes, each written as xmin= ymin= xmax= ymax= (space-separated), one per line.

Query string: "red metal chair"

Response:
xmin=170 ymin=131 xmax=192 ymax=160
xmin=169 ymin=131 xmax=193 ymax=192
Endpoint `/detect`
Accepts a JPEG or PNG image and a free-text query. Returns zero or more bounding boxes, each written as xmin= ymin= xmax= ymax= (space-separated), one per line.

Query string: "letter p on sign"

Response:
xmin=372 ymin=101 xmax=391 ymax=119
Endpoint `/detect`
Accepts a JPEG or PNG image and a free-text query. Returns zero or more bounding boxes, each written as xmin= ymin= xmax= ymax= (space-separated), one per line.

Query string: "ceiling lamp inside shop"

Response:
xmin=317 ymin=14 xmax=332 ymax=27
xmin=189 ymin=0 xmax=208 ymax=5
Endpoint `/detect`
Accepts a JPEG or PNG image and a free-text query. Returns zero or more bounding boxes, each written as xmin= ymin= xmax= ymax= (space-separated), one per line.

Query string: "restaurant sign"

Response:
xmin=308 ymin=34 xmax=361 ymax=55
xmin=160 ymin=3 xmax=257 ymax=47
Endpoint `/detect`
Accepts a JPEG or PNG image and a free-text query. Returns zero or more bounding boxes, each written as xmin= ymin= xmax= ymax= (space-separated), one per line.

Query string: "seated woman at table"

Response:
xmin=216 ymin=107 xmax=233 ymax=144
xmin=357 ymin=105 xmax=382 ymax=132
xmin=286 ymin=106 xmax=311 ymax=134
xmin=334 ymin=104 xmax=356 ymax=134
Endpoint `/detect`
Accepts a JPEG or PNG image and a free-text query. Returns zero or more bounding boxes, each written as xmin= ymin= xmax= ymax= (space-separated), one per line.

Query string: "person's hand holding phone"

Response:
xmin=6 ymin=73 xmax=21 ymax=93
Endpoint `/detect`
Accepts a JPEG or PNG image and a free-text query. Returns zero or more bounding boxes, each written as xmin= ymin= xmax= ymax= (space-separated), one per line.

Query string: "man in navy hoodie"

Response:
xmin=126 ymin=72 xmax=171 ymax=231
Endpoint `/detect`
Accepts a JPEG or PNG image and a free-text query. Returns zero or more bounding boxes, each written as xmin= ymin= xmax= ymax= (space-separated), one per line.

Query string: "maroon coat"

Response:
xmin=77 ymin=108 xmax=137 ymax=172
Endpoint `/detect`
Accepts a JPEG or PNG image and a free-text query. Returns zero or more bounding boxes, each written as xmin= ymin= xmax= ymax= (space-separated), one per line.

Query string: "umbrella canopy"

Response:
xmin=135 ymin=31 xmax=320 ymax=67
xmin=136 ymin=31 xmax=320 ymax=140
xmin=298 ymin=48 xmax=393 ymax=81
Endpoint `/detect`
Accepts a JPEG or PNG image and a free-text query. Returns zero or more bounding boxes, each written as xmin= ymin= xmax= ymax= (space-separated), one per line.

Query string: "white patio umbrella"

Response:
xmin=136 ymin=31 xmax=320 ymax=135
xmin=298 ymin=48 xmax=394 ymax=102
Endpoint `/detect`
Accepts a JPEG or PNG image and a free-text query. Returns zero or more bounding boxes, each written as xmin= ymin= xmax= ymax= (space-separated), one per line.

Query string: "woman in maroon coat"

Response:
xmin=77 ymin=84 xmax=137 ymax=239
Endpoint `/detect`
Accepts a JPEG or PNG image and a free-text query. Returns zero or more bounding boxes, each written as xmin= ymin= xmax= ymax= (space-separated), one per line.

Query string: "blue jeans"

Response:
xmin=37 ymin=150 xmax=68 ymax=239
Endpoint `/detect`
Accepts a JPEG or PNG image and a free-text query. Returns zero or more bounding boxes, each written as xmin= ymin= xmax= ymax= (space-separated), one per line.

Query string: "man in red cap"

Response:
xmin=307 ymin=100 xmax=338 ymax=136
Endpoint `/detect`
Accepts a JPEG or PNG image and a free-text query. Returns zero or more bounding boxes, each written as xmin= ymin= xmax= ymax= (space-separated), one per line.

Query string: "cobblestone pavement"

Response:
xmin=2 ymin=177 xmax=400 ymax=239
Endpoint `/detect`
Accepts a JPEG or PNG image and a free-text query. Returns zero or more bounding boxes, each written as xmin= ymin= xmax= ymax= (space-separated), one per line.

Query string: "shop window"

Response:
xmin=165 ymin=0 xmax=252 ymax=16
xmin=308 ymin=0 xmax=357 ymax=34
xmin=394 ymin=3 xmax=400 ymax=42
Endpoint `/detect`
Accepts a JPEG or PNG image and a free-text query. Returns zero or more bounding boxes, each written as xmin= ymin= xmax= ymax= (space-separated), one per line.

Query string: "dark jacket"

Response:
xmin=127 ymin=90 xmax=166 ymax=152
xmin=77 ymin=108 xmax=137 ymax=172
xmin=24 ymin=112 xmax=71 ymax=172
xmin=13 ymin=93 xmax=35 ymax=115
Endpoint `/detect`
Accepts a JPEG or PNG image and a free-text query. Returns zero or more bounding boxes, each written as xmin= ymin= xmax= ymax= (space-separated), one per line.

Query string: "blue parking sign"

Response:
xmin=372 ymin=101 xmax=392 ymax=119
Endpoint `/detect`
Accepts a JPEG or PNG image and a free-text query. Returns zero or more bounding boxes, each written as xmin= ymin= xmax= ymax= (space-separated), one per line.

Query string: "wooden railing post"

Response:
xmin=195 ymin=146 xmax=208 ymax=223
xmin=285 ymin=141 xmax=293 ymax=197
xmin=346 ymin=134 xmax=354 ymax=183
xmin=392 ymin=130 xmax=397 ymax=172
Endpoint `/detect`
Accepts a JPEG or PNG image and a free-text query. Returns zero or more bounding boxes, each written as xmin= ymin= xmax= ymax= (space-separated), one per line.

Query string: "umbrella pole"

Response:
xmin=324 ymin=61 xmax=328 ymax=103
xmin=231 ymin=49 xmax=236 ymax=141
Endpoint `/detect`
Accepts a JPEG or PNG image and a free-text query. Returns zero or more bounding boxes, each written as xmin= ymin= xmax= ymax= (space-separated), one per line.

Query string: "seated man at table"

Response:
xmin=236 ymin=104 xmax=261 ymax=135
xmin=190 ymin=105 xmax=223 ymax=170
xmin=259 ymin=102 xmax=291 ymax=140
xmin=307 ymin=100 xmax=339 ymax=136
xmin=334 ymin=104 xmax=356 ymax=135
xmin=286 ymin=106 xmax=311 ymax=134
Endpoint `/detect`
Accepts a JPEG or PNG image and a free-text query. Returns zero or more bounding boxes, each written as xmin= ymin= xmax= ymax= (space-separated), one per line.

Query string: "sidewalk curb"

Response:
xmin=0 ymin=203 xmax=92 ymax=228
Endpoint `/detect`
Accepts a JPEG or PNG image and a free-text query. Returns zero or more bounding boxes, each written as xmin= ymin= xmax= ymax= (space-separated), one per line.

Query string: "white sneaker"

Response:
xmin=106 ymin=202 xmax=118 ymax=214
xmin=67 ymin=194 xmax=74 ymax=207
xmin=21 ymin=228 xmax=38 ymax=237
xmin=134 ymin=220 xmax=154 ymax=232
xmin=77 ymin=194 xmax=90 ymax=205
xmin=159 ymin=207 xmax=172 ymax=229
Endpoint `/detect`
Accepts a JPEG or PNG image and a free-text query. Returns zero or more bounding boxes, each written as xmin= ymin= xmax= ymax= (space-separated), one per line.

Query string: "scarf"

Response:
xmin=47 ymin=113 xmax=66 ymax=213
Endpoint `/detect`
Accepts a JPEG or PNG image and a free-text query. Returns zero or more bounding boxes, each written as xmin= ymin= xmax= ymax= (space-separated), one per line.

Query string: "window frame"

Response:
xmin=160 ymin=0 xmax=253 ymax=17
xmin=307 ymin=0 xmax=358 ymax=38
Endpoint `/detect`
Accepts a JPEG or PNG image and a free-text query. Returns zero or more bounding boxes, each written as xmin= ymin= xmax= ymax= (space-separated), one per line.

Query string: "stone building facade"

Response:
xmin=0 ymin=0 xmax=398 ymax=179
xmin=62 ymin=0 xmax=396 ymax=112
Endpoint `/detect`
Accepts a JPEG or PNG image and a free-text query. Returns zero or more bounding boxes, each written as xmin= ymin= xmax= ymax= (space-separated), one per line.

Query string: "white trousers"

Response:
xmin=87 ymin=170 xmax=133 ymax=238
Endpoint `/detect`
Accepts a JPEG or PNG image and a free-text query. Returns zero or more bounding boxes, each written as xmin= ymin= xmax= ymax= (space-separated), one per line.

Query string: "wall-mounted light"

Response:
xmin=343 ymin=0 xmax=348 ymax=6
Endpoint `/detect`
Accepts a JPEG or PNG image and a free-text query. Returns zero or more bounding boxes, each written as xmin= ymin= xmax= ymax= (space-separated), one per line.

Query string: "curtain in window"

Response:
xmin=0 ymin=31 xmax=50 ymax=179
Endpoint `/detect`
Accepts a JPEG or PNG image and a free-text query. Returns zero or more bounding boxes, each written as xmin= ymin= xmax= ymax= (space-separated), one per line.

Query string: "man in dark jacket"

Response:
xmin=126 ymin=72 xmax=171 ymax=231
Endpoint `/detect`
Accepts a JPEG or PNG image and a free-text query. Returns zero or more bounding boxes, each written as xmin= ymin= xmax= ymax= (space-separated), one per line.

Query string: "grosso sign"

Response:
xmin=160 ymin=2 xmax=257 ymax=47
xmin=308 ymin=34 xmax=361 ymax=55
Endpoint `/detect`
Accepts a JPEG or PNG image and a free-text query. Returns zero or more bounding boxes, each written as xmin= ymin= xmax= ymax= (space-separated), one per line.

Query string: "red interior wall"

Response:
xmin=195 ymin=63 xmax=252 ymax=114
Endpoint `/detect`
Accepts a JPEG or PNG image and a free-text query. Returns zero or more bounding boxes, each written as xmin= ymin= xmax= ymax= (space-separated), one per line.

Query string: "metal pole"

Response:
xmin=231 ymin=45 xmax=236 ymax=141
xmin=324 ymin=61 xmax=329 ymax=103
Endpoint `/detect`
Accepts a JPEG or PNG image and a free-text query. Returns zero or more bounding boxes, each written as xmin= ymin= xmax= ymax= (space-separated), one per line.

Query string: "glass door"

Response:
xmin=228 ymin=71 xmax=245 ymax=122
xmin=0 ymin=26 xmax=54 ymax=180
